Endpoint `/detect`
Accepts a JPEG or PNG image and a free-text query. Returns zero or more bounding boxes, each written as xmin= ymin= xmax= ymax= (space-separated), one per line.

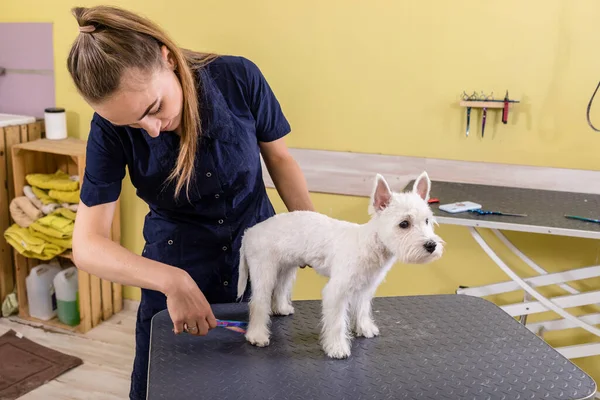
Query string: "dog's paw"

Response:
xmin=322 ymin=339 xmax=351 ymax=359
xmin=355 ymin=320 xmax=380 ymax=338
xmin=272 ymin=303 xmax=295 ymax=316
xmin=245 ymin=330 xmax=270 ymax=347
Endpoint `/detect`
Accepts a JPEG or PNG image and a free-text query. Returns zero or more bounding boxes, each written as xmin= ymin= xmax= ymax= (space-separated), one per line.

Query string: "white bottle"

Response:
xmin=43 ymin=107 xmax=67 ymax=140
xmin=26 ymin=264 xmax=61 ymax=320
xmin=53 ymin=266 xmax=80 ymax=326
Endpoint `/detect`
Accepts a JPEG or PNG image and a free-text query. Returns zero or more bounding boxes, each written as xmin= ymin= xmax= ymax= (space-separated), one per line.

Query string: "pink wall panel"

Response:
xmin=0 ymin=22 xmax=55 ymax=118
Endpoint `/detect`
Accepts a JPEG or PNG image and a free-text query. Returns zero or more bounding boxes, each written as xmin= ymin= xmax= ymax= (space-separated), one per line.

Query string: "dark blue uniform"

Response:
xmin=79 ymin=55 xmax=291 ymax=399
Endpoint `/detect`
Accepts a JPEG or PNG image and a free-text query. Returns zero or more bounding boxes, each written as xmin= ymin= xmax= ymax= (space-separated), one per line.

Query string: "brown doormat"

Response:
xmin=0 ymin=329 xmax=83 ymax=400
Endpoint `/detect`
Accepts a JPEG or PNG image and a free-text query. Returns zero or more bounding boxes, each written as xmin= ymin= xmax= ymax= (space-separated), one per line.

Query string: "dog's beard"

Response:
xmin=396 ymin=237 xmax=442 ymax=264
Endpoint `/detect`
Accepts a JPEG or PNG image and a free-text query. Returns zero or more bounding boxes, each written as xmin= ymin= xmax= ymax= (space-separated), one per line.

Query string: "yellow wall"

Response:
xmin=3 ymin=0 xmax=600 ymax=385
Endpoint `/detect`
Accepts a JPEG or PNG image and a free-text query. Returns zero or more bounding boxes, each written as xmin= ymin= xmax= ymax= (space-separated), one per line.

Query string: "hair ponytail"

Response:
xmin=67 ymin=5 xmax=217 ymax=199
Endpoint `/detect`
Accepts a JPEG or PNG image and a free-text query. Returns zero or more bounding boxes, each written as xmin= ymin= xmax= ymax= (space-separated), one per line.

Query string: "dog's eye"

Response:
xmin=399 ymin=221 xmax=410 ymax=229
xmin=426 ymin=218 xmax=429 ymax=225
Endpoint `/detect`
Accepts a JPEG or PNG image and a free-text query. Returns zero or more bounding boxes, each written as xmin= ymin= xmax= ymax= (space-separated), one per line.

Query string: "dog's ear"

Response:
xmin=412 ymin=171 xmax=431 ymax=201
xmin=369 ymin=174 xmax=393 ymax=215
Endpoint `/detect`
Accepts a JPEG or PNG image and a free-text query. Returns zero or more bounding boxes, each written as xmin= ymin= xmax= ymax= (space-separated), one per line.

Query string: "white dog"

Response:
xmin=237 ymin=172 xmax=444 ymax=359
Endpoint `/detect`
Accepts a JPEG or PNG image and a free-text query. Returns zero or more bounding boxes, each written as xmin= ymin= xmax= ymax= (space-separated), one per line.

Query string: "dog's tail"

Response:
xmin=236 ymin=239 xmax=249 ymax=301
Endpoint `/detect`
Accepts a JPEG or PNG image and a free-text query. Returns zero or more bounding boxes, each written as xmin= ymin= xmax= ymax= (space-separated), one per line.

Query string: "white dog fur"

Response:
xmin=237 ymin=172 xmax=444 ymax=359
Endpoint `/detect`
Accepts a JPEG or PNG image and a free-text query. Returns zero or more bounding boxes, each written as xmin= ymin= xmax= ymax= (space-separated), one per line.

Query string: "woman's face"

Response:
xmin=92 ymin=46 xmax=183 ymax=137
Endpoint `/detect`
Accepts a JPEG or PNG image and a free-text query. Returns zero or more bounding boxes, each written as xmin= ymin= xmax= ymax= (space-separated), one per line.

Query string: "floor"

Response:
xmin=0 ymin=300 xmax=138 ymax=400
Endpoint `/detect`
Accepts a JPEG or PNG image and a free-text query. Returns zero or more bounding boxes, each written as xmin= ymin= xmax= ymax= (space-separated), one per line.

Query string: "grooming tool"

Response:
xmin=216 ymin=319 xmax=248 ymax=333
xmin=565 ymin=215 xmax=600 ymax=224
xmin=439 ymin=201 xmax=482 ymax=214
xmin=469 ymin=209 xmax=527 ymax=217
xmin=481 ymin=107 xmax=487 ymax=137
xmin=175 ymin=319 xmax=248 ymax=334
xmin=481 ymin=91 xmax=493 ymax=138
xmin=462 ymin=91 xmax=478 ymax=137
xmin=216 ymin=319 xmax=248 ymax=328
xmin=466 ymin=107 xmax=471 ymax=137
xmin=428 ymin=198 xmax=440 ymax=204
xmin=587 ymin=80 xmax=600 ymax=132
xmin=462 ymin=92 xmax=472 ymax=137
xmin=502 ymin=90 xmax=510 ymax=124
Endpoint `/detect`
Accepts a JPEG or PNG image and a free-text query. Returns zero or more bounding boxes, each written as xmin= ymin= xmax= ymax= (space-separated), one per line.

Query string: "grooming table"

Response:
xmin=409 ymin=180 xmax=600 ymax=360
xmin=147 ymin=295 xmax=596 ymax=400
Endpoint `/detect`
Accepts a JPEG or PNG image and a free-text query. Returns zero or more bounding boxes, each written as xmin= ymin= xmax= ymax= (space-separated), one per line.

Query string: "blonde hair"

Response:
xmin=67 ymin=5 xmax=217 ymax=199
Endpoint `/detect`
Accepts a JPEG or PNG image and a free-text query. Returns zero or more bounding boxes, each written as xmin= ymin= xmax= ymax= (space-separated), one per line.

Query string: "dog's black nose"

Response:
xmin=424 ymin=241 xmax=437 ymax=253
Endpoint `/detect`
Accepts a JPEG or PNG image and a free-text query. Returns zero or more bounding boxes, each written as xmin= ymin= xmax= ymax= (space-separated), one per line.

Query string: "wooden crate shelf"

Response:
xmin=0 ymin=121 xmax=44 ymax=305
xmin=9 ymin=138 xmax=123 ymax=333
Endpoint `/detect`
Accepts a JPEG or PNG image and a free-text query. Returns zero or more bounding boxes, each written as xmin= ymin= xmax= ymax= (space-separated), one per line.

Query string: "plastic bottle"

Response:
xmin=25 ymin=264 xmax=61 ymax=320
xmin=53 ymin=266 xmax=80 ymax=326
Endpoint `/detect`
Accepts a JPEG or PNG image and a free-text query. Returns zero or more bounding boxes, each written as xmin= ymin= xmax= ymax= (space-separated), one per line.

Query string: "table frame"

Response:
xmin=429 ymin=198 xmax=600 ymax=360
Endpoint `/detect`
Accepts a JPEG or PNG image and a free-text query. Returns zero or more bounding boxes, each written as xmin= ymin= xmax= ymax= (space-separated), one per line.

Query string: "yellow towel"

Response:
xmin=31 ymin=186 xmax=56 ymax=205
xmin=48 ymin=188 xmax=80 ymax=204
xmin=26 ymin=170 xmax=79 ymax=192
xmin=4 ymin=224 xmax=65 ymax=260
xmin=29 ymin=214 xmax=74 ymax=239
xmin=28 ymin=228 xmax=72 ymax=249
xmin=51 ymin=208 xmax=77 ymax=221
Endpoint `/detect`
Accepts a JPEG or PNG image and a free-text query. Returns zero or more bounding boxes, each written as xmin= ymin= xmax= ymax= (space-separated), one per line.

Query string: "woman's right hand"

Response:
xmin=164 ymin=270 xmax=217 ymax=336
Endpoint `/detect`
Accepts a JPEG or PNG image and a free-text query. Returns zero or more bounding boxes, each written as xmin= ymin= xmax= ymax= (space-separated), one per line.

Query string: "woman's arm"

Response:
xmin=72 ymin=201 xmax=217 ymax=334
xmin=260 ymin=137 xmax=314 ymax=212
xmin=72 ymin=200 xmax=184 ymax=293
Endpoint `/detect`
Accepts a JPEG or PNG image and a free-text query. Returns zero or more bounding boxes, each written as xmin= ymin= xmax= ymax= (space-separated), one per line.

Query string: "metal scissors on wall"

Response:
xmin=462 ymin=91 xmax=478 ymax=137
xmin=480 ymin=91 xmax=494 ymax=138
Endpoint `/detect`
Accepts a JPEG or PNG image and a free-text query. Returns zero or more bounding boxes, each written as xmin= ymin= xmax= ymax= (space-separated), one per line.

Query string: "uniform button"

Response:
xmin=222 ymin=246 xmax=228 ymax=251
xmin=167 ymin=240 xmax=173 ymax=245
xmin=223 ymin=281 xmax=229 ymax=286
xmin=214 ymin=194 xmax=220 ymax=199
xmin=218 ymin=219 xmax=224 ymax=224
xmin=206 ymin=172 xmax=212 ymax=177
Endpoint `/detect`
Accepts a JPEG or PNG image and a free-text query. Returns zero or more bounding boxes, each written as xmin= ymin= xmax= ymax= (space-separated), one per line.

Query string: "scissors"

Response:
xmin=480 ymin=91 xmax=494 ymax=138
xmin=469 ymin=209 xmax=527 ymax=217
xmin=461 ymin=91 xmax=478 ymax=137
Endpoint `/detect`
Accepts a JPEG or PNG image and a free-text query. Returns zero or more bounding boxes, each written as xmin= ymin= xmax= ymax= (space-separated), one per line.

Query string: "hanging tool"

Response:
xmin=462 ymin=91 xmax=476 ymax=137
xmin=481 ymin=106 xmax=487 ymax=137
xmin=469 ymin=209 xmax=527 ymax=217
xmin=502 ymin=90 xmax=510 ymax=124
xmin=586 ymin=80 xmax=600 ymax=132
xmin=564 ymin=215 xmax=600 ymax=224
xmin=481 ymin=91 xmax=493 ymax=138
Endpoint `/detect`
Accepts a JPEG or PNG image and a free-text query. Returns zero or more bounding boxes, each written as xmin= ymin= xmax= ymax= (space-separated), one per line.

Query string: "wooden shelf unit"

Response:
xmin=10 ymin=138 xmax=123 ymax=333
xmin=0 ymin=121 xmax=43 ymax=305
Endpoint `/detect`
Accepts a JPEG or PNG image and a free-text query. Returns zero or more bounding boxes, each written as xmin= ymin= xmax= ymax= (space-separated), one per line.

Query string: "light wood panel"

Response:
xmin=263 ymin=148 xmax=600 ymax=197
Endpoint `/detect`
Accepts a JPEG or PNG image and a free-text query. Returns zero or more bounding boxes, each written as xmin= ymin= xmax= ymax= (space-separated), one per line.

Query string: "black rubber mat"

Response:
xmin=147 ymin=295 xmax=596 ymax=399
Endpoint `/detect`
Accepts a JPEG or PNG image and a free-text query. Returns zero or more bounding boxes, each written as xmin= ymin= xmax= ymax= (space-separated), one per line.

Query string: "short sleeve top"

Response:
xmin=79 ymin=55 xmax=290 ymax=302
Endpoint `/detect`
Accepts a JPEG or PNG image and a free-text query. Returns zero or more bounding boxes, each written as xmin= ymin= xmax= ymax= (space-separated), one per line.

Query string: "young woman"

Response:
xmin=66 ymin=5 xmax=314 ymax=399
